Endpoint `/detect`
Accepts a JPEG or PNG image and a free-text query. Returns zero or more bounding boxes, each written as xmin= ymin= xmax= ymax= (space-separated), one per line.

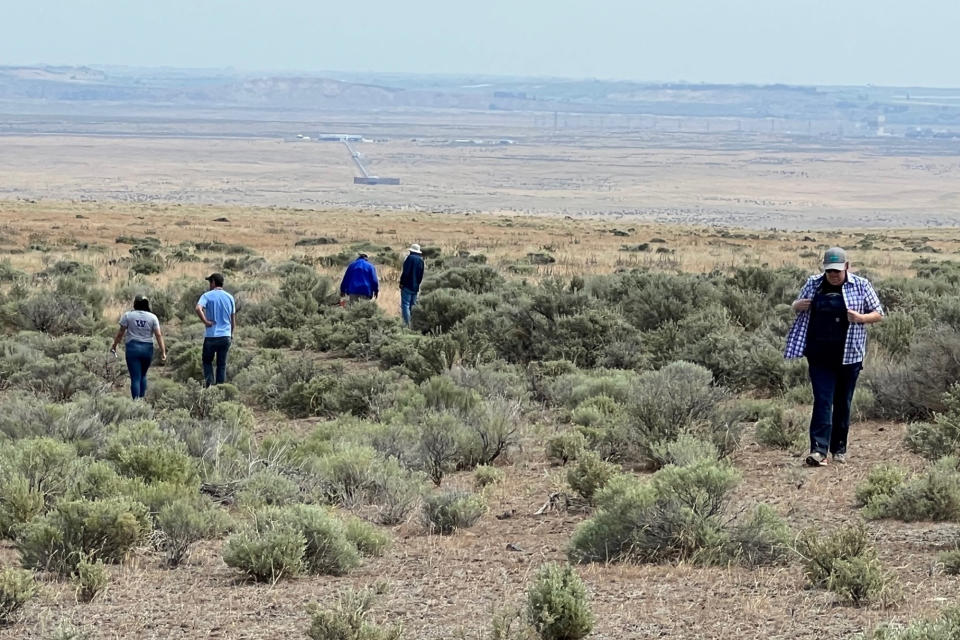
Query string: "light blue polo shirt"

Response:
xmin=197 ymin=289 xmax=235 ymax=338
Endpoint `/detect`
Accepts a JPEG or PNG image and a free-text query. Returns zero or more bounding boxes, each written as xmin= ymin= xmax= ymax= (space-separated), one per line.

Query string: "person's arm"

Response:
xmin=415 ymin=257 xmax=424 ymax=288
xmin=399 ymin=257 xmax=409 ymax=288
xmin=110 ymin=326 xmax=126 ymax=353
xmin=848 ymin=310 xmax=883 ymax=324
xmin=153 ymin=326 xmax=167 ymax=361
xmin=230 ymin=313 xmax=237 ymax=335
xmin=339 ymin=269 xmax=348 ymax=296
xmin=791 ymin=278 xmax=817 ymax=313
xmin=371 ymin=265 xmax=379 ymax=299
xmin=195 ymin=304 xmax=213 ymax=327
xmin=195 ymin=293 xmax=213 ymax=327
xmin=849 ymin=281 xmax=884 ymax=324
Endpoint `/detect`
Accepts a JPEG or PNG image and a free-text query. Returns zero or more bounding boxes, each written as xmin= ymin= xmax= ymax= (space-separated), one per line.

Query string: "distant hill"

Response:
xmin=2 ymin=65 xmax=960 ymax=131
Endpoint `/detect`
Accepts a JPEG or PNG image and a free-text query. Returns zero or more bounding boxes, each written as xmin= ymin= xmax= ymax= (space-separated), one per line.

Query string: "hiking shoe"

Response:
xmin=805 ymin=451 xmax=828 ymax=467
xmin=833 ymin=453 xmax=847 ymax=464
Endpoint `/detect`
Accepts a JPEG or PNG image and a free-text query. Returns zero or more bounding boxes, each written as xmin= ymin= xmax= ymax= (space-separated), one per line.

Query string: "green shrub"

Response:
xmin=622 ymin=362 xmax=738 ymax=467
xmin=754 ymin=405 xmax=807 ymax=450
xmin=905 ymin=385 xmax=960 ymax=460
xmin=156 ymin=498 xmax=232 ymax=567
xmin=647 ymin=435 xmax=720 ymax=468
xmin=855 ymin=464 xmax=908 ymax=509
xmin=222 ymin=517 xmax=305 ymax=582
xmin=367 ymin=460 xmax=426 ymax=526
xmin=72 ymin=554 xmax=108 ymax=603
xmin=725 ymin=504 xmax=792 ymax=567
xmin=313 ymin=444 xmax=379 ymax=507
xmin=237 ymin=470 xmax=301 ymax=507
xmin=474 ymin=465 xmax=505 ymax=489
xmin=864 ymin=457 xmax=960 ymax=522
xmin=795 ymin=524 xmax=897 ymax=607
xmin=0 ymin=474 xmax=45 ymax=539
xmin=343 ymin=517 xmax=390 ymax=557
xmin=104 ymin=420 xmax=197 ymax=484
xmin=422 ymin=491 xmax=485 ymax=534
xmin=282 ymin=505 xmax=361 ymax=576
xmin=0 ymin=568 xmax=37 ymax=625
xmin=420 ymin=264 xmax=505 ymax=295
xmin=16 ymin=497 xmax=150 ymax=574
xmin=546 ymin=431 xmax=585 ymax=465
xmin=415 ymin=412 xmax=462 ymax=486
xmin=306 ymin=585 xmax=402 ymax=640
xmin=525 ymin=563 xmax=593 ymax=640
xmin=568 ymin=459 xmax=784 ymax=567
xmin=475 ymin=607 xmax=538 ymax=640
xmin=868 ymin=327 xmax=960 ymax=421
xmin=46 ymin=620 xmax=94 ymax=639
xmin=938 ymin=550 xmax=960 ymax=575
xmin=0 ymin=438 xmax=78 ymax=536
xmin=566 ymin=452 xmax=619 ymax=503
xmin=868 ymin=607 xmax=960 ymax=639
xmin=258 ymin=327 xmax=295 ymax=348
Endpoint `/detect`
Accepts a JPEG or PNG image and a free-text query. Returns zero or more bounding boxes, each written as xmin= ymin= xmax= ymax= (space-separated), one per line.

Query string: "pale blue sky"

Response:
xmin=2 ymin=0 xmax=956 ymax=87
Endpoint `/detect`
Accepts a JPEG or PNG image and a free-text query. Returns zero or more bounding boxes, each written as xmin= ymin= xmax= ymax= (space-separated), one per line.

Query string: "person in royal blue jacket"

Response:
xmin=399 ymin=243 xmax=425 ymax=326
xmin=340 ymin=253 xmax=379 ymax=303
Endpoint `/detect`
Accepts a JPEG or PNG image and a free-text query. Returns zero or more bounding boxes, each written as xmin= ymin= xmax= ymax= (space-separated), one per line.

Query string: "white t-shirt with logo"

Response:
xmin=120 ymin=310 xmax=160 ymax=344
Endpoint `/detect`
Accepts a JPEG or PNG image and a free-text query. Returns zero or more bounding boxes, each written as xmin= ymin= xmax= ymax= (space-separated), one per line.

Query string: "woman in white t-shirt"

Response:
xmin=110 ymin=295 xmax=167 ymax=399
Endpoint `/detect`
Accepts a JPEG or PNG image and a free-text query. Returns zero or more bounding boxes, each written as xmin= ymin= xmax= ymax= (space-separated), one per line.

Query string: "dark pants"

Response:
xmin=202 ymin=336 xmax=231 ymax=387
xmin=808 ymin=360 xmax=862 ymax=455
xmin=125 ymin=340 xmax=154 ymax=399
xmin=400 ymin=287 xmax=418 ymax=326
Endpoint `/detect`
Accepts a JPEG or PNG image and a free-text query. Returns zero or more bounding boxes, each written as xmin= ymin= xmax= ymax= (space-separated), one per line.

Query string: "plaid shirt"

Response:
xmin=784 ymin=272 xmax=883 ymax=365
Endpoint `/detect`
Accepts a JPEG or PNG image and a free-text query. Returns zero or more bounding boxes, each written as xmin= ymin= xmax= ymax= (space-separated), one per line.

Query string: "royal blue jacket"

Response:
xmin=400 ymin=253 xmax=425 ymax=293
xmin=340 ymin=257 xmax=379 ymax=297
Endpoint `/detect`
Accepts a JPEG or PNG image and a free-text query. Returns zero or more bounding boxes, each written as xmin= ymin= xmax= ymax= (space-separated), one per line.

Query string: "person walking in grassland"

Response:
xmin=785 ymin=247 xmax=883 ymax=467
xmin=110 ymin=295 xmax=166 ymax=399
xmin=339 ymin=253 xmax=379 ymax=303
xmin=399 ymin=243 xmax=425 ymax=326
xmin=195 ymin=272 xmax=236 ymax=387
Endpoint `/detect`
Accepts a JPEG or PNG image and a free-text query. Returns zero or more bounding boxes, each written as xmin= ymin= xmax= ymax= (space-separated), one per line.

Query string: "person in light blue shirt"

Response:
xmin=195 ymin=272 xmax=236 ymax=387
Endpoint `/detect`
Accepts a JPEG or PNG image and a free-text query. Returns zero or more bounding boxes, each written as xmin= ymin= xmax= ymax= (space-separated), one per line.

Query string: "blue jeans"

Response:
xmin=400 ymin=287 xmax=418 ymax=326
xmin=202 ymin=336 xmax=231 ymax=387
xmin=808 ymin=360 xmax=862 ymax=455
xmin=125 ymin=340 xmax=154 ymax=399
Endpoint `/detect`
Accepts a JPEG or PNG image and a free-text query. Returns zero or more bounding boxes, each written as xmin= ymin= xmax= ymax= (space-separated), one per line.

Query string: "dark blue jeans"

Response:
xmin=202 ymin=336 xmax=231 ymax=387
xmin=808 ymin=360 xmax=862 ymax=455
xmin=400 ymin=287 xmax=418 ymax=326
xmin=125 ymin=340 xmax=154 ymax=399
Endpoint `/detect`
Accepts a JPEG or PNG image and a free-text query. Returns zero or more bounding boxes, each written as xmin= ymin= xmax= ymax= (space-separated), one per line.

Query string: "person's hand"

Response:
xmin=161 ymin=353 xmax=167 ymax=362
xmin=794 ymin=299 xmax=812 ymax=312
xmin=204 ymin=320 xmax=214 ymax=328
xmin=109 ymin=347 xmax=117 ymax=358
xmin=847 ymin=310 xmax=864 ymax=323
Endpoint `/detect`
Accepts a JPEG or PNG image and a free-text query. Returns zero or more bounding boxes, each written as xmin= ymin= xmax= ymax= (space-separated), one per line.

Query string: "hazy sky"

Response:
xmin=2 ymin=0 xmax=956 ymax=87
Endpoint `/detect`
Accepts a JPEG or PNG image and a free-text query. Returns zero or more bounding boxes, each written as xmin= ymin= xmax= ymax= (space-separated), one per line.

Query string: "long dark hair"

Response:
xmin=133 ymin=295 xmax=151 ymax=313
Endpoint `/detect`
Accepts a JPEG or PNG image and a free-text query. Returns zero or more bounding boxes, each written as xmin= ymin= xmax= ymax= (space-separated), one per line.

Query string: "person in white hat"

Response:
xmin=785 ymin=247 xmax=883 ymax=466
xmin=399 ymin=243 xmax=425 ymax=327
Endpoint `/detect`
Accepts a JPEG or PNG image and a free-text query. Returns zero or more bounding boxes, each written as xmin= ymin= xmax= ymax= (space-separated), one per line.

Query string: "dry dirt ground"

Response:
xmin=1 ymin=421 xmax=956 ymax=640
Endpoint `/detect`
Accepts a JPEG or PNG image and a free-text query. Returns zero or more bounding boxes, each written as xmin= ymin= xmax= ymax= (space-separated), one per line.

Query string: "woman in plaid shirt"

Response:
xmin=785 ymin=247 xmax=883 ymax=466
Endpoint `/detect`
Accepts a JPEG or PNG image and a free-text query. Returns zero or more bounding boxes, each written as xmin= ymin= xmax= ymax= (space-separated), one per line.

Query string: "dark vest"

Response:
xmin=805 ymin=280 xmax=848 ymax=366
